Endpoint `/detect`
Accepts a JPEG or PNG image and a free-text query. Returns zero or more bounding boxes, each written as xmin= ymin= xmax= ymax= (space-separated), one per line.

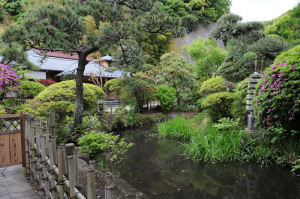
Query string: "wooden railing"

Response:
xmin=24 ymin=112 xmax=145 ymax=199
xmin=24 ymin=113 xmax=97 ymax=199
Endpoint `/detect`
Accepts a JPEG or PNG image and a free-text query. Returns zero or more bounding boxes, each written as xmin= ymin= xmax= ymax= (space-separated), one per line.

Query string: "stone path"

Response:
xmin=0 ymin=165 xmax=42 ymax=199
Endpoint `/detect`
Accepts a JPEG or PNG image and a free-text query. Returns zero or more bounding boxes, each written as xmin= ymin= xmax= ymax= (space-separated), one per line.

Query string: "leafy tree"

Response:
xmin=148 ymin=52 xmax=197 ymax=107
xmin=184 ymin=37 xmax=226 ymax=80
xmin=2 ymin=1 xmax=180 ymax=126
xmin=209 ymin=13 xmax=243 ymax=46
xmin=211 ymin=13 xmax=288 ymax=81
xmin=161 ymin=0 xmax=231 ymax=32
xmin=104 ymin=78 xmax=122 ymax=96
xmin=265 ymin=3 xmax=300 ymax=45
xmin=120 ymin=76 xmax=157 ymax=113
xmin=3 ymin=0 xmax=24 ymax=20
xmin=157 ymin=85 xmax=176 ymax=112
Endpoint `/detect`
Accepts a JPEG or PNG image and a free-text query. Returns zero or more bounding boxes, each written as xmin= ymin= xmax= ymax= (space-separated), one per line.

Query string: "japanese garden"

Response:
xmin=0 ymin=0 xmax=299 ymax=198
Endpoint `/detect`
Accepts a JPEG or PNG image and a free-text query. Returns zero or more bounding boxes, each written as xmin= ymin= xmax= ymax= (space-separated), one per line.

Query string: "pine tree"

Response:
xmin=1 ymin=0 xmax=180 ymax=126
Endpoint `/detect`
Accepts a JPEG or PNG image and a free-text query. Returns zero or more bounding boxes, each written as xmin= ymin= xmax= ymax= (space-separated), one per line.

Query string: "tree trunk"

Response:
xmin=74 ymin=52 xmax=88 ymax=127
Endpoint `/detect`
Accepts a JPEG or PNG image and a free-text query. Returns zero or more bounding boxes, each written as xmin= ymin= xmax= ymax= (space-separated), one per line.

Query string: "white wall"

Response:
xmin=25 ymin=71 xmax=46 ymax=79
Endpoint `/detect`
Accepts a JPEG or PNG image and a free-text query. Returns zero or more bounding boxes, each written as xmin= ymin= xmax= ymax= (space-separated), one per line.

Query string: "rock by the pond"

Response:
xmin=78 ymin=153 xmax=90 ymax=162
xmin=77 ymin=155 xmax=146 ymax=199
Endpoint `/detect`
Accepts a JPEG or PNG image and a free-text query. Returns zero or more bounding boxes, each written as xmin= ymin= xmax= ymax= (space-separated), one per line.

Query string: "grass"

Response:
xmin=157 ymin=111 xmax=300 ymax=170
xmin=157 ymin=111 xmax=212 ymax=140
xmin=184 ymin=128 xmax=244 ymax=162
xmin=158 ymin=116 xmax=195 ymax=140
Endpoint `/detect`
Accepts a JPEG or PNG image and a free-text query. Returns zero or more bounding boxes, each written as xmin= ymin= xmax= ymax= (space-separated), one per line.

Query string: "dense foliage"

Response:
xmin=18 ymin=80 xmax=45 ymax=99
xmin=38 ymin=79 xmax=56 ymax=87
xmin=184 ymin=128 xmax=244 ymax=162
xmin=78 ymin=130 xmax=133 ymax=164
xmin=200 ymin=76 xmax=226 ymax=94
xmin=161 ymin=0 xmax=231 ymax=32
xmin=184 ymin=37 xmax=227 ymax=80
xmin=210 ymin=13 xmax=288 ymax=81
xmin=265 ymin=3 xmax=300 ymax=45
xmin=201 ymin=92 xmax=235 ymax=120
xmin=157 ymin=85 xmax=177 ymax=112
xmin=149 ymin=52 xmax=197 ymax=107
xmin=28 ymin=80 xmax=105 ymax=118
xmin=254 ymin=46 xmax=300 ymax=142
xmin=1 ymin=0 xmax=181 ymax=125
xmin=103 ymin=78 xmax=122 ymax=96
xmin=231 ymin=78 xmax=249 ymax=125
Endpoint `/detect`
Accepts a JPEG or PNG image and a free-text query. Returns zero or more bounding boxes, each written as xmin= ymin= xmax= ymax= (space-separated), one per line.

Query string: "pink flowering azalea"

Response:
xmin=0 ymin=64 xmax=19 ymax=93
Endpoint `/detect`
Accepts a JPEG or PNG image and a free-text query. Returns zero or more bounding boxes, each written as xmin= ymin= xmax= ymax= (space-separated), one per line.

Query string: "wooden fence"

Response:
xmin=0 ymin=112 xmax=25 ymax=167
xmin=24 ymin=112 xmax=135 ymax=199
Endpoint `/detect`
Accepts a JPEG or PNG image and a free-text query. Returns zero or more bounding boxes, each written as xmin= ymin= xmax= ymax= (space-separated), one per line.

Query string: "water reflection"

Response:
xmin=117 ymin=129 xmax=300 ymax=199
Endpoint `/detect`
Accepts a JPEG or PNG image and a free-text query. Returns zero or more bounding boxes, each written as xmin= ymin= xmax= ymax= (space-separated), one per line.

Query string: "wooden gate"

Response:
xmin=0 ymin=112 xmax=25 ymax=167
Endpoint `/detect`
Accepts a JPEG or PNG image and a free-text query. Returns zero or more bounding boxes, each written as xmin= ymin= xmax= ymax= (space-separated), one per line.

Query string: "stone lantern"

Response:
xmin=246 ymin=72 xmax=262 ymax=130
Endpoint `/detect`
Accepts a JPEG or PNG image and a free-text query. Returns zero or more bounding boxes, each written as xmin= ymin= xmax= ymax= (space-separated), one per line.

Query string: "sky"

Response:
xmin=230 ymin=0 xmax=300 ymax=22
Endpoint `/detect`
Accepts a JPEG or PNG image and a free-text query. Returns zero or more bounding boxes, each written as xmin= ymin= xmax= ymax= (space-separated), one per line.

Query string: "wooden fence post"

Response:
xmin=57 ymin=144 xmax=65 ymax=199
xmin=105 ymin=185 xmax=114 ymax=199
xmin=24 ymin=114 xmax=31 ymax=176
xmin=20 ymin=111 xmax=26 ymax=168
xmin=49 ymin=112 xmax=57 ymax=165
xmin=87 ymin=160 xmax=96 ymax=199
xmin=67 ymin=155 xmax=75 ymax=198
xmin=48 ymin=137 xmax=56 ymax=199
xmin=73 ymin=147 xmax=79 ymax=187
xmin=40 ymin=135 xmax=50 ymax=198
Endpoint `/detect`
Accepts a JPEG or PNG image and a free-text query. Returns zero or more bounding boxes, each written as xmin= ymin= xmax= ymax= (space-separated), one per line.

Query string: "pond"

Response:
xmin=116 ymin=129 xmax=300 ymax=199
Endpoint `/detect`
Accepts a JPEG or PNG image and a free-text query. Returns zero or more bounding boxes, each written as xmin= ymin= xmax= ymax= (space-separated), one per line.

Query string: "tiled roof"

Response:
xmin=26 ymin=49 xmax=126 ymax=78
xmin=57 ymin=61 xmax=127 ymax=78
xmin=33 ymin=49 xmax=95 ymax=61
xmin=27 ymin=49 xmax=78 ymax=72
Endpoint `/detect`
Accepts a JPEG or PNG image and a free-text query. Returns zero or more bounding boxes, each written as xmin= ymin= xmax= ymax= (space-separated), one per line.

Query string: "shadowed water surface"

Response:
xmin=117 ymin=129 xmax=300 ymax=199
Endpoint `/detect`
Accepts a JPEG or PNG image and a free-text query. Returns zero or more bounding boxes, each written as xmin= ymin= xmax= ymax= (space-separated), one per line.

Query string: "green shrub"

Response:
xmin=201 ymin=92 xmax=235 ymax=120
xmin=200 ymin=76 xmax=226 ymax=94
xmin=103 ymin=78 xmax=122 ymax=96
xmin=184 ymin=128 xmax=244 ymax=162
xmin=78 ymin=130 xmax=133 ymax=164
xmin=212 ymin=117 xmax=239 ymax=132
xmin=32 ymin=80 xmax=105 ymax=117
xmin=157 ymin=85 xmax=176 ymax=112
xmin=158 ymin=115 xmax=195 ymax=140
xmin=231 ymin=78 xmax=249 ymax=126
xmin=18 ymin=80 xmax=45 ymax=99
xmin=254 ymin=46 xmax=300 ymax=142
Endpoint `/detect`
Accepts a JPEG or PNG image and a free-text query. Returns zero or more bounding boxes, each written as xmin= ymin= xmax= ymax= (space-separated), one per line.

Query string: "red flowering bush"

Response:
xmin=254 ymin=46 xmax=300 ymax=142
xmin=0 ymin=64 xmax=19 ymax=92
xmin=38 ymin=79 xmax=56 ymax=87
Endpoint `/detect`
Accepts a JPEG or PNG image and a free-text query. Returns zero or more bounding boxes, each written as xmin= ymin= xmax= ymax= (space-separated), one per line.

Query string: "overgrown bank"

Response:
xmin=158 ymin=113 xmax=300 ymax=173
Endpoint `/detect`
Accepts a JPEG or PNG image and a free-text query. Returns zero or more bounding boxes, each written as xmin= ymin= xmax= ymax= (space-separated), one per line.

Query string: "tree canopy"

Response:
xmin=265 ymin=3 xmax=300 ymax=46
xmin=210 ymin=13 xmax=288 ymax=82
xmin=184 ymin=37 xmax=227 ymax=80
xmin=1 ymin=0 xmax=180 ymax=125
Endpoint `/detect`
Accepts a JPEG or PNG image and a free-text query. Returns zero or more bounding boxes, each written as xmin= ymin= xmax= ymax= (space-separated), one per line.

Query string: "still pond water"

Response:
xmin=117 ymin=129 xmax=300 ymax=199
